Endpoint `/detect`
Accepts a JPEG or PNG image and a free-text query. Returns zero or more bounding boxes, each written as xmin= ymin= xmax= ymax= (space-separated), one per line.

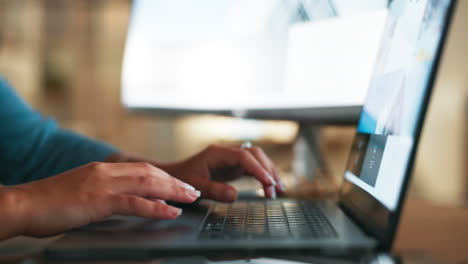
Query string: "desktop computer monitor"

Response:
xmin=121 ymin=0 xmax=388 ymax=123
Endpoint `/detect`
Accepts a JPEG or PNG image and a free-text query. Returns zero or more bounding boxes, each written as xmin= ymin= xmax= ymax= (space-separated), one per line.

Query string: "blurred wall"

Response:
xmin=411 ymin=0 xmax=468 ymax=205
xmin=0 ymin=0 xmax=180 ymax=162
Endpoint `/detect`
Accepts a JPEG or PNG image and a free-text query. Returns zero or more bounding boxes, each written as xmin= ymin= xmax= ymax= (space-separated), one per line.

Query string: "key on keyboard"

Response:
xmin=199 ymin=201 xmax=337 ymax=240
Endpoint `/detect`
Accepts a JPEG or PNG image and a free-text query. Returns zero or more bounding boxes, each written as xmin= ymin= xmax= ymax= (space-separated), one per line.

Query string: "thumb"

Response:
xmin=198 ymin=180 xmax=238 ymax=202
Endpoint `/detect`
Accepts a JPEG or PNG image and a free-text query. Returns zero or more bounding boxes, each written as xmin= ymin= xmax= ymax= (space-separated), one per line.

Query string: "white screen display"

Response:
xmin=121 ymin=0 xmax=386 ymax=111
xmin=345 ymin=0 xmax=452 ymax=210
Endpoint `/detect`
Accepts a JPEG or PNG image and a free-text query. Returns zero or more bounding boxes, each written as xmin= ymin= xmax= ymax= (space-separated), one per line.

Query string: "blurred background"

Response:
xmin=0 ymin=0 xmax=466 ymax=206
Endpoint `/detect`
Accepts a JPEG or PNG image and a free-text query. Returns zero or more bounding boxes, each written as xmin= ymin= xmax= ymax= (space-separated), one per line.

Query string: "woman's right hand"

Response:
xmin=0 ymin=162 xmax=200 ymax=240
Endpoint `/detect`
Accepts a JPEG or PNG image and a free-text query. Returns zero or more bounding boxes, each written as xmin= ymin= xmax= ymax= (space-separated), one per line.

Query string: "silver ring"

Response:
xmin=241 ymin=141 xmax=252 ymax=149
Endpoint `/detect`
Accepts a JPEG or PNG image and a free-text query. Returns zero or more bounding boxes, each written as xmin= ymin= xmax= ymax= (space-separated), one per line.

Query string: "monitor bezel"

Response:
xmin=338 ymin=0 xmax=457 ymax=251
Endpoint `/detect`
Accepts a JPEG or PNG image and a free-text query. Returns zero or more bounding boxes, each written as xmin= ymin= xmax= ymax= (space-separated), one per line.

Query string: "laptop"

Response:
xmin=46 ymin=0 xmax=457 ymax=260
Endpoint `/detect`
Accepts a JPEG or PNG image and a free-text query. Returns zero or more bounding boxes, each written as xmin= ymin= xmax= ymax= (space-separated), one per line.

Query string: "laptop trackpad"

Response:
xmin=73 ymin=202 xmax=209 ymax=243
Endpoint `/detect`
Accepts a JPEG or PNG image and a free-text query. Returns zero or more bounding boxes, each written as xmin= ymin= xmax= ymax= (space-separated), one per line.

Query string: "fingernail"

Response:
xmin=193 ymin=190 xmax=201 ymax=198
xmin=267 ymin=186 xmax=277 ymax=199
xmin=269 ymin=175 xmax=277 ymax=186
xmin=175 ymin=208 xmax=183 ymax=217
xmin=182 ymin=183 xmax=195 ymax=190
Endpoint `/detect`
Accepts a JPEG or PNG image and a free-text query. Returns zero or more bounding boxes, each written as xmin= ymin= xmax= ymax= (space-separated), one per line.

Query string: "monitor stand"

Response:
xmin=291 ymin=123 xmax=340 ymax=198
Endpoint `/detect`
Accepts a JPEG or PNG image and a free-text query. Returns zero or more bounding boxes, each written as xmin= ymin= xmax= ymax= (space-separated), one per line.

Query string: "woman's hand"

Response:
xmin=0 ymin=162 xmax=200 ymax=240
xmin=111 ymin=144 xmax=285 ymax=202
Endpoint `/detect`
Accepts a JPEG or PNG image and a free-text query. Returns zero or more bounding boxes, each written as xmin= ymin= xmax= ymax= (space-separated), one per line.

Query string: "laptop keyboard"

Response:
xmin=199 ymin=201 xmax=337 ymax=240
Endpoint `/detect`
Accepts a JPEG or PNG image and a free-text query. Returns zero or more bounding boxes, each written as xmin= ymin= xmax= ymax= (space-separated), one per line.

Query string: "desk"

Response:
xmin=394 ymin=198 xmax=468 ymax=264
xmin=0 ymin=198 xmax=467 ymax=264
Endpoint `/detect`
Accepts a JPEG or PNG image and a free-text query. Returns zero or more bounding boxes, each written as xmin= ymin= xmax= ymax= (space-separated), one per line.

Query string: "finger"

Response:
xmin=264 ymin=185 xmax=277 ymax=199
xmin=86 ymin=161 xmax=162 ymax=177
xmin=111 ymin=174 xmax=200 ymax=203
xmin=246 ymin=147 xmax=285 ymax=193
xmin=273 ymin=167 xmax=286 ymax=192
xmin=198 ymin=180 xmax=238 ymax=202
xmin=99 ymin=161 xmax=200 ymax=201
xmin=146 ymin=197 xmax=167 ymax=204
xmin=205 ymin=145 xmax=276 ymax=187
xmin=88 ymin=162 xmax=197 ymax=191
xmin=112 ymin=195 xmax=182 ymax=219
xmin=235 ymin=149 xmax=276 ymax=187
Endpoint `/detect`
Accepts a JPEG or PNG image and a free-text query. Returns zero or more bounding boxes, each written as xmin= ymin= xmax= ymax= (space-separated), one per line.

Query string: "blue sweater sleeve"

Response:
xmin=0 ymin=77 xmax=119 ymax=185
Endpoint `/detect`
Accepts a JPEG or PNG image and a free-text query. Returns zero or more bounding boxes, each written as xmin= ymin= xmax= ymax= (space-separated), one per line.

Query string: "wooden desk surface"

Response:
xmin=0 ymin=198 xmax=467 ymax=264
xmin=394 ymin=198 xmax=468 ymax=264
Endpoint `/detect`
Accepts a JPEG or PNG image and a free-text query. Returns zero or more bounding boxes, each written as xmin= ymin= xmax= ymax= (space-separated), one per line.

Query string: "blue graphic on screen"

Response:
xmin=345 ymin=0 xmax=451 ymax=210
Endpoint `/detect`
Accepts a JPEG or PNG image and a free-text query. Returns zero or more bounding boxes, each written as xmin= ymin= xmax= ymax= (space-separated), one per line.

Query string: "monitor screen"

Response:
xmin=121 ymin=0 xmax=387 ymax=113
xmin=344 ymin=0 xmax=452 ymax=211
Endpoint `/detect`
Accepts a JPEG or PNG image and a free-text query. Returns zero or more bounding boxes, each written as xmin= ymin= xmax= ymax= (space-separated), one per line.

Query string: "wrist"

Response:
xmin=0 ymin=186 xmax=30 ymax=240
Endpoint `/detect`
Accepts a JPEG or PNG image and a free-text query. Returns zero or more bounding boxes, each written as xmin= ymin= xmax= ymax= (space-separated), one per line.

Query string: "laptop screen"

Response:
xmin=343 ymin=0 xmax=454 ymax=211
